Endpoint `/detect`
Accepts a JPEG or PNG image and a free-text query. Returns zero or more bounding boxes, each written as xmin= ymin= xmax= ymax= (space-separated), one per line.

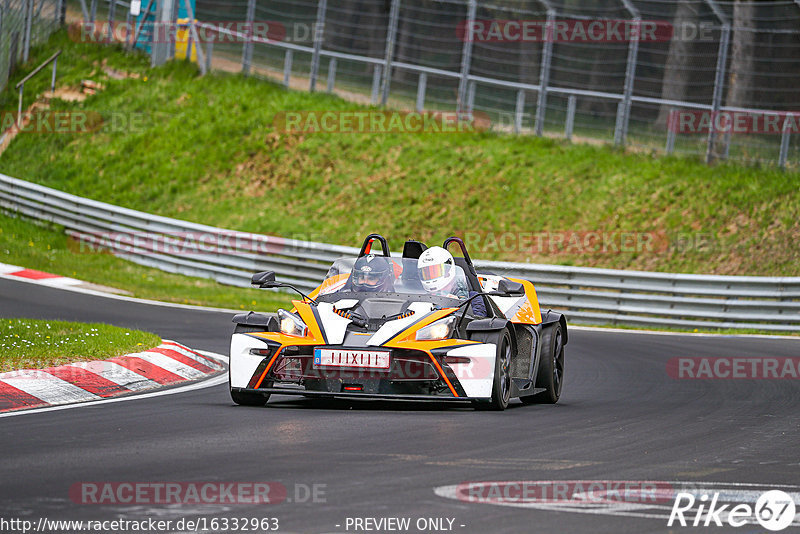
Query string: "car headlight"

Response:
xmin=278 ymin=309 xmax=308 ymax=337
xmin=415 ymin=317 xmax=455 ymax=341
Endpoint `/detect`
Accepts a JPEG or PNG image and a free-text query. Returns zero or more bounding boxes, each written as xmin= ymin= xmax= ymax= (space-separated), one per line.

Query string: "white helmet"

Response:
xmin=417 ymin=246 xmax=456 ymax=292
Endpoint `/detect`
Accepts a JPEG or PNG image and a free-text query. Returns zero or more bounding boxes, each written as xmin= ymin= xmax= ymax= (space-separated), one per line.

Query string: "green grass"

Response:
xmin=1 ymin=30 xmax=799 ymax=281
xmin=0 ymin=213 xmax=293 ymax=311
xmin=0 ymin=317 xmax=160 ymax=372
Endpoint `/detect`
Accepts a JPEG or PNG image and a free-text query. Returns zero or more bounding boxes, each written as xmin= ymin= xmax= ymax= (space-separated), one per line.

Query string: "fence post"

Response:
xmin=380 ymin=0 xmax=400 ymax=105
xmin=665 ymin=106 xmax=677 ymax=154
xmin=416 ymin=72 xmax=427 ymax=112
xmin=283 ymin=49 xmax=293 ymax=88
xmin=241 ymin=0 xmax=256 ymax=75
xmin=107 ymin=0 xmax=116 ymax=43
xmin=22 ymin=0 xmax=33 ymax=63
xmin=309 ymin=0 xmax=327 ymax=92
xmin=705 ymin=24 xmax=729 ymax=163
xmin=779 ymin=116 xmax=791 ymax=170
xmin=703 ymin=0 xmax=730 ymax=163
xmin=466 ymin=80 xmax=476 ymax=115
xmin=326 ymin=58 xmax=336 ymax=92
xmin=457 ymin=0 xmax=476 ymax=116
xmin=205 ymin=39 xmax=213 ymax=73
xmin=371 ymin=65 xmax=382 ymax=104
xmin=614 ymin=13 xmax=640 ymax=146
xmin=514 ymin=89 xmax=525 ymax=133
xmin=534 ymin=8 xmax=555 ymax=136
xmin=565 ymin=94 xmax=576 ymax=140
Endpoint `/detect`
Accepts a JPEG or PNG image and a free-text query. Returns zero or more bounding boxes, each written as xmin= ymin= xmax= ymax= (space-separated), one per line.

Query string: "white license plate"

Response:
xmin=313 ymin=348 xmax=390 ymax=369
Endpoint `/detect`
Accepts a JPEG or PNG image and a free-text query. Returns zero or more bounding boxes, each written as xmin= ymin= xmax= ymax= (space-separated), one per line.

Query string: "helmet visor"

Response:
xmin=354 ymin=271 xmax=383 ymax=287
xmin=420 ymin=263 xmax=451 ymax=281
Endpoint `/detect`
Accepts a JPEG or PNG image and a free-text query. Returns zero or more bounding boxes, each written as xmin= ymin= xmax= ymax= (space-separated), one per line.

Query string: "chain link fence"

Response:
xmin=79 ymin=0 xmax=800 ymax=168
xmin=0 ymin=0 xmax=62 ymax=91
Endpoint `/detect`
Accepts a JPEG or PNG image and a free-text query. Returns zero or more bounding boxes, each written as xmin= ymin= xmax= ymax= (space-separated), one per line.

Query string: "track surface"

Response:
xmin=1 ymin=277 xmax=799 ymax=533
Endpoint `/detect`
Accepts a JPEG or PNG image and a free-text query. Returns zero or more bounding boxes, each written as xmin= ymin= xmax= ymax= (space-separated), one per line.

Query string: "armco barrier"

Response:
xmin=1 ymin=173 xmax=799 ymax=332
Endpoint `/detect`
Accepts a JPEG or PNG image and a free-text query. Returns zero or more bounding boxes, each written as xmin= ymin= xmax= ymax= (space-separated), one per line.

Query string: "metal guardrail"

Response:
xmin=1 ymin=173 xmax=799 ymax=332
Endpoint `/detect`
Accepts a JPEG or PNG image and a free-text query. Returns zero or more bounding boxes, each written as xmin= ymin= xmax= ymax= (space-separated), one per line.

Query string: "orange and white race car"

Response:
xmin=229 ymin=234 xmax=567 ymax=410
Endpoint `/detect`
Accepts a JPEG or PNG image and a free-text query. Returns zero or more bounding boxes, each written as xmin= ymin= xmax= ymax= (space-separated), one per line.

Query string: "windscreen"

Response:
xmin=318 ymin=257 xmax=470 ymax=300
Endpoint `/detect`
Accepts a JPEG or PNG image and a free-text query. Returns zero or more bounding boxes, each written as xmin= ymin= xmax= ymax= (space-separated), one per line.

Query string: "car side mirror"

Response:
xmin=251 ymin=271 xmax=278 ymax=288
xmin=490 ymin=279 xmax=525 ymax=297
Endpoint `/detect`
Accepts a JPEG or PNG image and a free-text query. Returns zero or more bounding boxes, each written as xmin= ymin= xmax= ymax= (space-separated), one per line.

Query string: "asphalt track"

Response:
xmin=1 ymin=277 xmax=799 ymax=534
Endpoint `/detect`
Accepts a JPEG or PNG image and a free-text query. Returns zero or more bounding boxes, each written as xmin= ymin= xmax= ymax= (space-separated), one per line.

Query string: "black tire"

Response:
xmin=230 ymin=389 xmax=269 ymax=406
xmin=474 ymin=329 xmax=513 ymax=411
xmin=522 ymin=323 xmax=564 ymax=404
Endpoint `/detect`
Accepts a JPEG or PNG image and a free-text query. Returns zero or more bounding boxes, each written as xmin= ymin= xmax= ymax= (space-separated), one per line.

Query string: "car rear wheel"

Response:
xmin=522 ymin=323 xmax=564 ymax=404
xmin=474 ymin=329 xmax=513 ymax=411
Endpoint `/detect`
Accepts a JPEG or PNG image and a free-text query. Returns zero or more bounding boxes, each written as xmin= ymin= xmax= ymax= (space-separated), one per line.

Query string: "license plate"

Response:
xmin=313 ymin=348 xmax=390 ymax=369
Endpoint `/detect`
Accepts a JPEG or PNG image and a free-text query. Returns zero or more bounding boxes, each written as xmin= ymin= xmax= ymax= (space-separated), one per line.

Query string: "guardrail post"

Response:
xmin=415 ymin=72 xmax=426 ymax=112
xmin=309 ymin=0 xmax=327 ymax=91
xmin=565 ymin=94 xmax=576 ymax=140
xmin=457 ymin=0 xmax=476 ymax=116
xmin=241 ymin=0 xmax=256 ymax=75
xmin=534 ymin=9 xmax=555 ymax=136
xmin=380 ymin=0 xmax=400 ymax=105
xmin=706 ymin=23 xmax=730 ymax=163
xmin=779 ymin=116 xmax=791 ymax=170
xmin=283 ymin=49 xmax=293 ymax=87
xmin=326 ymin=58 xmax=336 ymax=92
xmin=371 ymin=64 xmax=382 ymax=104
xmin=665 ymin=106 xmax=677 ymax=154
xmin=514 ymin=89 xmax=525 ymax=133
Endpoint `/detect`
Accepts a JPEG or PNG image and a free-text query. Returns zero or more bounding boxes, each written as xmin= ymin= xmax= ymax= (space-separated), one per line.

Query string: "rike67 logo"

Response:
xmin=669 ymin=489 xmax=796 ymax=531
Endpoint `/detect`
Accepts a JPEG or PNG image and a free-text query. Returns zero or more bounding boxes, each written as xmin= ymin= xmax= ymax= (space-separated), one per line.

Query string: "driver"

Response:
xmin=347 ymin=254 xmax=395 ymax=292
xmin=418 ymin=247 xmax=487 ymax=317
xmin=417 ymin=246 xmax=470 ymax=299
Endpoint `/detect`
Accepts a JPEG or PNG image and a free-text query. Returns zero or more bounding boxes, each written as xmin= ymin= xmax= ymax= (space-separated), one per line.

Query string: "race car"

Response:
xmin=228 ymin=234 xmax=567 ymax=410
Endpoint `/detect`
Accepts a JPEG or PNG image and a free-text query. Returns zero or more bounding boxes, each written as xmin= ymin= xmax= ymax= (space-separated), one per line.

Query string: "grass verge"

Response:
xmin=0 ymin=317 xmax=160 ymax=372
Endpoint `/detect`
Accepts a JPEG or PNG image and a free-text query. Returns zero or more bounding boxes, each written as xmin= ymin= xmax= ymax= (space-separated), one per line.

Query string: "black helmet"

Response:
xmin=350 ymin=254 xmax=394 ymax=292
